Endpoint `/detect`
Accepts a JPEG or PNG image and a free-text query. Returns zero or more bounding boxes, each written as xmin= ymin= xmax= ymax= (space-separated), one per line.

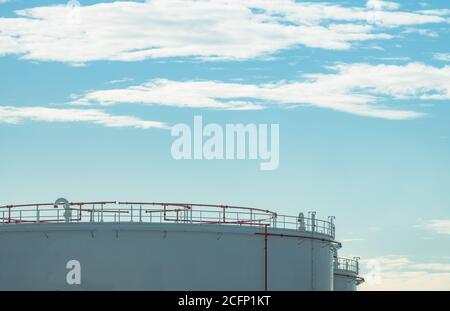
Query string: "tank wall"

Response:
xmin=333 ymin=272 xmax=358 ymax=291
xmin=0 ymin=223 xmax=335 ymax=291
xmin=268 ymin=236 xmax=333 ymax=290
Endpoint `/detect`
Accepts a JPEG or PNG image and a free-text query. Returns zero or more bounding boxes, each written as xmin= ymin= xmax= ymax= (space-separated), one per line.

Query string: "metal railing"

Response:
xmin=0 ymin=201 xmax=335 ymax=238
xmin=334 ymin=257 xmax=359 ymax=274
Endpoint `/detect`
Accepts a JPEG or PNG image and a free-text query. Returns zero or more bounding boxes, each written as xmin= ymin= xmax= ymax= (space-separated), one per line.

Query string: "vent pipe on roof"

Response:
xmin=54 ymin=198 xmax=71 ymax=223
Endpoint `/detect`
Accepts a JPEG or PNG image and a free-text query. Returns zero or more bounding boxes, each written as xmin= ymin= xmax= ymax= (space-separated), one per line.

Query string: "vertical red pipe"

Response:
xmin=264 ymin=224 xmax=268 ymax=291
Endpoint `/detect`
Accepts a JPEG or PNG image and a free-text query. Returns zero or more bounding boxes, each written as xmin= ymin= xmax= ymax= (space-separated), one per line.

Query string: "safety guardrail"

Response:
xmin=0 ymin=200 xmax=335 ymax=238
xmin=334 ymin=257 xmax=359 ymax=274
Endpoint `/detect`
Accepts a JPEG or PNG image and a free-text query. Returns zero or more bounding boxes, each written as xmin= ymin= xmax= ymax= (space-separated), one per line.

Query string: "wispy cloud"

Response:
xmin=366 ymin=0 xmax=400 ymax=11
xmin=341 ymin=238 xmax=365 ymax=243
xmin=419 ymin=219 xmax=450 ymax=235
xmin=403 ymin=27 xmax=438 ymax=37
xmin=0 ymin=106 xmax=167 ymax=129
xmin=360 ymin=255 xmax=450 ymax=290
xmin=73 ymin=79 xmax=266 ymax=111
xmin=0 ymin=0 xmax=446 ymax=64
xmin=417 ymin=9 xmax=450 ymax=16
xmin=434 ymin=53 xmax=450 ymax=62
xmin=72 ymin=62 xmax=450 ymax=120
xmin=105 ymin=78 xmax=134 ymax=85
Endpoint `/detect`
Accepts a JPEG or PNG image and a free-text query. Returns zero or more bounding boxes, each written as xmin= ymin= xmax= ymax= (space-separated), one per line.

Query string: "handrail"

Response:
xmin=0 ymin=201 xmax=117 ymax=209
xmin=334 ymin=257 xmax=359 ymax=274
xmin=118 ymin=202 xmax=277 ymax=226
xmin=118 ymin=202 xmax=275 ymax=215
xmin=0 ymin=200 xmax=335 ymax=238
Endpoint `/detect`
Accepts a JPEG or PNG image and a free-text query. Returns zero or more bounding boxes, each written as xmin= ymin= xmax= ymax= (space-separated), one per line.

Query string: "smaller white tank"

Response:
xmin=333 ymin=257 xmax=364 ymax=291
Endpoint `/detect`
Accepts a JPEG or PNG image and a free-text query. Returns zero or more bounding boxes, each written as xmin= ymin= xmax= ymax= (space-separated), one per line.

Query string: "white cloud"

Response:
xmin=0 ymin=106 xmax=167 ymax=129
xmin=411 ymin=263 xmax=450 ymax=271
xmin=366 ymin=0 xmax=400 ymax=11
xmin=362 ymin=271 xmax=450 ymax=290
xmin=417 ymin=9 xmax=450 ymax=16
xmin=420 ymin=219 xmax=450 ymax=235
xmin=105 ymin=77 xmax=134 ymax=85
xmin=403 ymin=28 xmax=438 ymax=37
xmin=434 ymin=53 xmax=450 ymax=62
xmin=341 ymin=238 xmax=365 ymax=242
xmin=360 ymin=255 xmax=450 ymax=290
xmin=73 ymin=62 xmax=450 ymax=120
xmin=74 ymin=79 xmax=266 ymax=111
xmin=0 ymin=0 xmax=446 ymax=63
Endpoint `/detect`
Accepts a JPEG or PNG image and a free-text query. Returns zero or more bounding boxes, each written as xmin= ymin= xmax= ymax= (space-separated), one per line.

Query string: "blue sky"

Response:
xmin=0 ymin=0 xmax=449 ymax=290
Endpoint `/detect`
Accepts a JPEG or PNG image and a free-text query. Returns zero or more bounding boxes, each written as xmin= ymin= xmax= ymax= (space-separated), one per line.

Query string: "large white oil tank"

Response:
xmin=0 ymin=199 xmax=346 ymax=291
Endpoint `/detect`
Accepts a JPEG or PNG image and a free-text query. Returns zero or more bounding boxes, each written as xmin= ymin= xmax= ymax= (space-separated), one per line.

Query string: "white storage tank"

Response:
xmin=0 ymin=199 xmax=348 ymax=291
xmin=333 ymin=257 xmax=364 ymax=291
